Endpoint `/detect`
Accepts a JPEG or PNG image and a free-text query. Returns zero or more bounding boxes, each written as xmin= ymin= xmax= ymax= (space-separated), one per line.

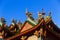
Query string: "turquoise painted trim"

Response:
xmin=27 ymin=18 xmax=37 ymax=25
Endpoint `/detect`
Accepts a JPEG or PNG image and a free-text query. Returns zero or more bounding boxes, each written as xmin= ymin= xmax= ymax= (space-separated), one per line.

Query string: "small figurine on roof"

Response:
xmin=0 ymin=18 xmax=6 ymax=26
xmin=11 ymin=19 xmax=16 ymax=26
xmin=35 ymin=12 xmax=42 ymax=24
xmin=29 ymin=13 xmax=34 ymax=20
xmin=46 ymin=11 xmax=52 ymax=21
xmin=9 ymin=19 xmax=17 ymax=34
xmin=41 ymin=8 xmax=45 ymax=18
xmin=38 ymin=12 xmax=42 ymax=20
xmin=48 ymin=11 xmax=52 ymax=18
xmin=9 ymin=19 xmax=20 ymax=35
xmin=17 ymin=20 xmax=22 ymax=29
xmin=0 ymin=18 xmax=8 ymax=39
xmin=26 ymin=9 xmax=34 ymax=20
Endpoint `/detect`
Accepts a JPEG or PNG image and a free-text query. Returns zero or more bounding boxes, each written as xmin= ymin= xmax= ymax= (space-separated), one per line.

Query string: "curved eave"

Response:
xmin=7 ymin=18 xmax=44 ymax=40
xmin=51 ymin=20 xmax=60 ymax=33
xmin=44 ymin=23 xmax=60 ymax=40
xmin=46 ymin=18 xmax=60 ymax=33
xmin=46 ymin=18 xmax=52 ymax=24
xmin=6 ymin=18 xmax=60 ymax=40
xmin=45 ymin=19 xmax=60 ymax=39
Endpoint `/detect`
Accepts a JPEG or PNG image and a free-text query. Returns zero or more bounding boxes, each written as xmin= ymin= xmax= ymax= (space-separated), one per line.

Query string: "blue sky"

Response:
xmin=0 ymin=0 xmax=60 ymax=28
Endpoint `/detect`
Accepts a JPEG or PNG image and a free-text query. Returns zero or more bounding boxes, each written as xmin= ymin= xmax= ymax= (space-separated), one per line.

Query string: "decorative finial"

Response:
xmin=17 ymin=20 xmax=20 ymax=24
xmin=26 ymin=8 xmax=29 ymax=17
xmin=38 ymin=11 xmax=41 ymax=14
xmin=38 ymin=11 xmax=41 ymax=16
xmin=26 ymin=8 xmax=28 ymax=14
xmin=29 ymin=12 xmax=32 ymax=17
xmin=42 ymin=8 xmax=45 ymax=15
xmin=38 ymin=11 xmax=42 ymax=19
xmin=49 ymin=11 xmax=52 ymax=18
xmin=17 ymin=20 xmax=22 ymax=25
xmin=17 ymin=20 xmax=22 ymax=29
xmin=42 ymin=8 xmax=44 ymax=13
xmin=12 ymin=19 xmax=16 ymax=23
xmin=0 ymin=18 xmax=6 ymax=22
xmin=29 ymin=12 xmax=34 ymax=20
xmin=26 ymin=9 xmax=34 ymax=20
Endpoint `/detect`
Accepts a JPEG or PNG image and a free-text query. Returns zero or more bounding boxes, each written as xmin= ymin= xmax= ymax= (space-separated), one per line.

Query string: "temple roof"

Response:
xmin=0 ymin=9 xmax=60 ymax=40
